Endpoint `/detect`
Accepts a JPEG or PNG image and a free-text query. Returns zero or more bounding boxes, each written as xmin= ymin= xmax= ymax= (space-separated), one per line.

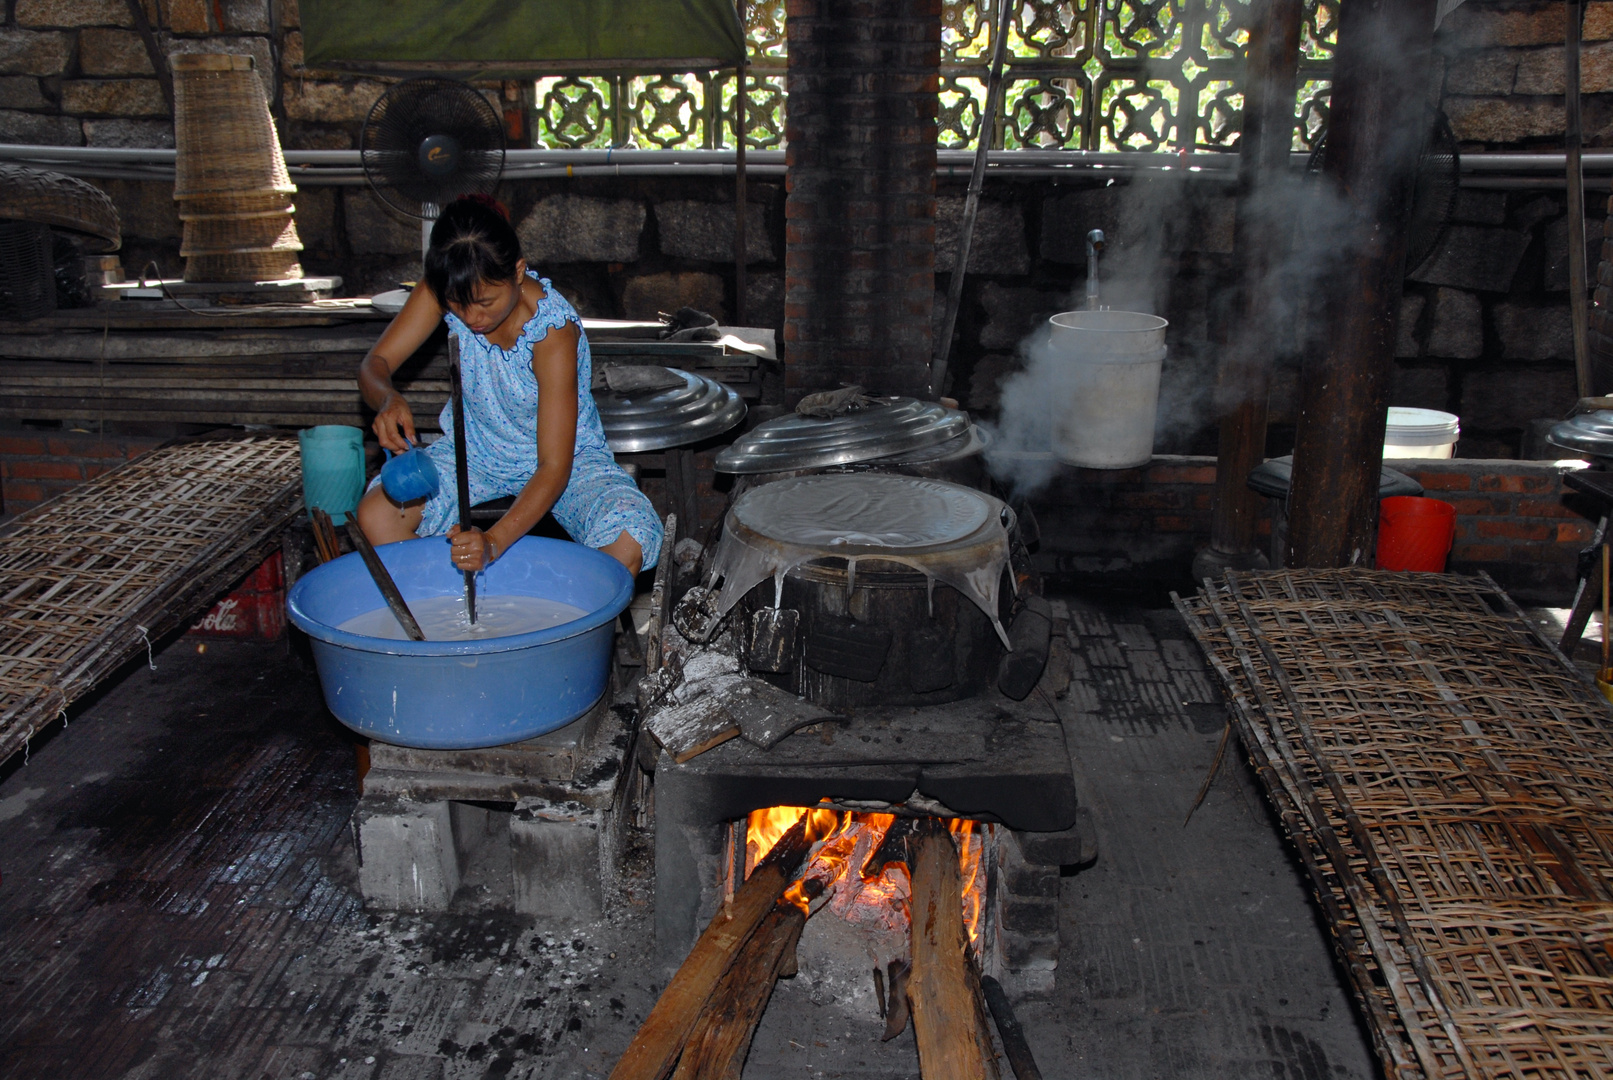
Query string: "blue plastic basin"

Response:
xmin=287 ymin=536 xmax=633 ymax=749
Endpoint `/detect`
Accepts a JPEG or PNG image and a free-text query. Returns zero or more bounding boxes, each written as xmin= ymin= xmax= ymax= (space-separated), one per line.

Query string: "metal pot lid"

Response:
xmin=869 ymin=423 xmax=989 ymax=465
xmin=1548 ymin=411 xmax=1613 ymax=457
xmin=595 ymin=367 xmax=746 ymax=453
xmin=715 ymin=397 xmax=972 ymax=474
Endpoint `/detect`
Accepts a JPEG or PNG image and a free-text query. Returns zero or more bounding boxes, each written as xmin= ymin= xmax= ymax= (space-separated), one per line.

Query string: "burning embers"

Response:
xmin=610 ymin=808 xmax=1006 ymax=1079
xmin=744 ymin=805 xmax=990 ymax=950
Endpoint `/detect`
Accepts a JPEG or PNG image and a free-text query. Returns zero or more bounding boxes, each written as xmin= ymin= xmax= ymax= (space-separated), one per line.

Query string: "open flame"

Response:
xmin=745 ymin=806 xmax=991 ymax=948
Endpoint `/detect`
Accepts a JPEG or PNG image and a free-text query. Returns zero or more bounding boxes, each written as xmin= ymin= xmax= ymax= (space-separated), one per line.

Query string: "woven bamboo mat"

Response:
xmin=0 ymin=434 xmax=301 ymax=766
xmin=1176 ymin=568 xmax=1613 ymax=1080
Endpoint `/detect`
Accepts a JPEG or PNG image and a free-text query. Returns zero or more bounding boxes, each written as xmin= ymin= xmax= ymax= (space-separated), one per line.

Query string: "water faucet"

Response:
xmin=1085 ymin=229 xmax=1105 ymax=310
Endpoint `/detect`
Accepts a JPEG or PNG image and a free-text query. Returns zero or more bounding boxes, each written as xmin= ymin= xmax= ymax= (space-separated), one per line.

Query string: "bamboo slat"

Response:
xmin=1176 ymin=568 xmax=1613 ymax=1080
xmin=0 ymin=434 xmax=302 ymax=767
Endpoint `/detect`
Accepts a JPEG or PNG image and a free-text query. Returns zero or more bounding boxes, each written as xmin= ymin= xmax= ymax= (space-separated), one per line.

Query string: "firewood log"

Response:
xmin=609 ymin=815 xmax=819 ymax=1080
xmin=908 ymin=826 xmax=1001 ymax=1080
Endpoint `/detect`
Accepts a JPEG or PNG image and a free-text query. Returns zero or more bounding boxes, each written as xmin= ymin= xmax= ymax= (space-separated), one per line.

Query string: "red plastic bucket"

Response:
xmin=1376 ymin=496 xmax=1456 ymax=572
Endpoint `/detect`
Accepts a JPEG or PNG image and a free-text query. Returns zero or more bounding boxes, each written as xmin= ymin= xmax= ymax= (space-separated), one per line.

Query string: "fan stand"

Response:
xmin=421 ymin=201 xmax=438 ymax=262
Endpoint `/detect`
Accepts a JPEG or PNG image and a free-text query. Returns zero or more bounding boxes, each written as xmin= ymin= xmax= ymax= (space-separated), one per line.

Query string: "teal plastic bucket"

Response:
xmin=298 ymin=425 xmax=365 ymax=520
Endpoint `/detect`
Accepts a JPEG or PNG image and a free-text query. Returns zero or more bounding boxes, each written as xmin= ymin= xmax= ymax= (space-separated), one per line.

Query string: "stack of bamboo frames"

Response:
xmin=0 ymin=434 xmax=302 ymax=766
xmin=1177 ymin=568 xmax=1613 ymax=1080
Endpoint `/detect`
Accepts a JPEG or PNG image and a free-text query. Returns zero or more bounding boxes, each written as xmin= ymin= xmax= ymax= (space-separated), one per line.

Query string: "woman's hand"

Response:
xmin=447 ymin=524 xmax=497 ymax=572
xmin=373 ymin=393 xmax=417 ymax=453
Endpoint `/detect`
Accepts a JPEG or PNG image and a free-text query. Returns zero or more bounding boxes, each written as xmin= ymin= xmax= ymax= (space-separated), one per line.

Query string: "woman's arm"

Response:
xmin=359 ymin=286 xmax=446 ymax=452
xmin=449 ymin=320 xmax=581 ymax=568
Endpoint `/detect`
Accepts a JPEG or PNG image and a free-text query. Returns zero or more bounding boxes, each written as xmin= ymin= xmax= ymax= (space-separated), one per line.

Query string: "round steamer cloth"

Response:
xmin=733 ymin=474 xmax=991 ymax=549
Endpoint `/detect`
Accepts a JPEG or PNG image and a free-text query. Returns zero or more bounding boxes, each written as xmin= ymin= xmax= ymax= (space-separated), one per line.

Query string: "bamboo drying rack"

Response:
xmin=0 ymin=434 xmax=301 ymax=766
xmin=1176 ymin=569 xmax=1613 ymax=1080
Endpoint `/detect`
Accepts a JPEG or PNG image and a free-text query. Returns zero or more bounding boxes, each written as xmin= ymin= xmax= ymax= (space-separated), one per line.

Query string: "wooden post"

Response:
xmin=734 ymin=0 xmax=749 ymax=327
xmin=1199 ymin=0 xmax=1303 ymax=574
xmin=908 ymin=826 xmax=1001 ymax=1080
xmin=1285 ymin=0 xmax=1439 ymax=568
xmin=1569 ymin=0 xmax=1592 ymax=398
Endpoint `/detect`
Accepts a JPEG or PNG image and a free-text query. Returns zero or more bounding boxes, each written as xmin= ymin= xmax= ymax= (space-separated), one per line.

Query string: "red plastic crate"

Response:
xmin=188 ymin=552 xmax=287 ymax=640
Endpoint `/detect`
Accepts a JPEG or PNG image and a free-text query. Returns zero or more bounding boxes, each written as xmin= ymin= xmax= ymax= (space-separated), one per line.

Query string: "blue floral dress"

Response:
xmin=404 ymin=272 xmax=662 ymax=568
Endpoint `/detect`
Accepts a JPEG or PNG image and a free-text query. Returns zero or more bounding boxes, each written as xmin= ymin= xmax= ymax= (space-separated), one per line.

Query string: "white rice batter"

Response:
xmin=337 ymin=594 xmax=586 ymax=642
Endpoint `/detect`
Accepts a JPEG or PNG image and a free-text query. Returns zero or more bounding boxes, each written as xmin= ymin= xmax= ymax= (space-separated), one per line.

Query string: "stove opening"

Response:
xmin=728 ymin=805 xmax=999 ymax=969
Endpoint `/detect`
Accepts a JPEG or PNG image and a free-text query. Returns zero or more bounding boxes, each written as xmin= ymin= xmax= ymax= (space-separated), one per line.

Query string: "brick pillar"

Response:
xmin=783 ymin=0 xmax=940 ymax=399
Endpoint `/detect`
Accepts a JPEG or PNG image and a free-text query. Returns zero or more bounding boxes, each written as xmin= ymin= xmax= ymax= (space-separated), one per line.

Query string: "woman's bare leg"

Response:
xmin=356 ymin=484 xmax=425 ymax=545
xmin=600 ymin=530 xmax=643 ymax=576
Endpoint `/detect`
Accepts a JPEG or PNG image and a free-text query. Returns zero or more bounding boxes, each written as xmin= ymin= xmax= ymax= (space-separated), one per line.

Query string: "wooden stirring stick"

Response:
xmin=449 ymin=336 xmax=477 ymax=624
xmin=343 ymin=516 xmax=426 ymax=641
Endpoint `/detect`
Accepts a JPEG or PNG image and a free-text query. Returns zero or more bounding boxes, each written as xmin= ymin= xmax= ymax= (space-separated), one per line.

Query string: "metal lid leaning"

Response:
xmin=715 ymin=396 xmax=973 ymax=474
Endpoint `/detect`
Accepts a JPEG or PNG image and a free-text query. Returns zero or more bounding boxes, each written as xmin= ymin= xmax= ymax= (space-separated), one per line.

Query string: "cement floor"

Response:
xmin=0 ymin=597 xmax=1380 ymax=1080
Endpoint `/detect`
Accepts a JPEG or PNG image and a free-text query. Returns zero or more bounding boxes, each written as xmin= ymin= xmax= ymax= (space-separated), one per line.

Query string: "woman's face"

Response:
xmin=447 ymin=260 xmax=527 ymax=335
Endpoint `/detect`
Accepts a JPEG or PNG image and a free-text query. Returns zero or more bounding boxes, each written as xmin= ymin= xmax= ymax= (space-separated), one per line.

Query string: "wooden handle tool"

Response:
xmin=449 ymin=336 xmax=477 ymax=624
xmin=343 ymin=516 xmax=426 ymax=642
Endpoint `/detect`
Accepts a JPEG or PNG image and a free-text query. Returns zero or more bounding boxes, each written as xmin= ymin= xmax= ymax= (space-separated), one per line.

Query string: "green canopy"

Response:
xmin=300 ymin=0 xmax=745 ymax=74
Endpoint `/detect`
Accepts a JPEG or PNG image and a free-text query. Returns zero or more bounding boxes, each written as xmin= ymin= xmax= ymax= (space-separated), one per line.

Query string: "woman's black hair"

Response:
xmin=423 ymin=196 xmax=523 ymax=308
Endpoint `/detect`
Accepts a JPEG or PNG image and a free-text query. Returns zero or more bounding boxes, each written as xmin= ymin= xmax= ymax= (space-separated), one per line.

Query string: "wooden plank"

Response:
xmin=608 ymin=815 xmax=819 ymax=1080
xmin=908 ymin=826 xmax=1001 ymax=1080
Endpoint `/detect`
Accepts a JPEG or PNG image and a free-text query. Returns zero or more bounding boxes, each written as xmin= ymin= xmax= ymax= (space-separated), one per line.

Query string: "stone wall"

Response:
xmin=3 ymin=0 xmax=1611 ymax=451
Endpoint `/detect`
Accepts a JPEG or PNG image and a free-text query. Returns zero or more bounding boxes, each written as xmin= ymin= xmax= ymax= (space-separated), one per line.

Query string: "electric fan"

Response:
xmin=1306 ymin=107 xmax=1460 ymax=274
xmin=360 ymin=78 xmax=507 ymax=253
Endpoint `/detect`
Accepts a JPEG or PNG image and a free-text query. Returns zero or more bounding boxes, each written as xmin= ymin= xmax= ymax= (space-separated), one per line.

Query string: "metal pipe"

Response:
xmin=1569 ymin=0 xmax=1592 ymax=397
xmin=1085 ymin=229 xmax=1105 ymax=309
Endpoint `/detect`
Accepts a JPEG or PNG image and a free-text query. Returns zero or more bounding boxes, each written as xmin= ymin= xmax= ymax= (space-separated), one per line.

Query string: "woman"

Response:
xmin=355 ymin=195 xmax=660 ymax=576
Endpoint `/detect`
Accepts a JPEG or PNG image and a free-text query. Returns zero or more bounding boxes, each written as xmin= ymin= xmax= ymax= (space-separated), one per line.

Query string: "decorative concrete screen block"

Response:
xmin=0 ymin=76 xmax=49 ymax=110
xmin=0 ymin=29 xmax=72 ymax=75
xmin=0 ymin=110 xmax=81 ymax=145
xmin=15 ymin=0 xmax=135 ymax=29
xmin=510 ymin=799 xmax=604 ymax=923
xmin=345 ymin=189 xmax=422 ymax=255
xmin=1408 ymin=224 xmax=1530 ymax=292
xmin=936 ymin=197 xmax=1029 ymax=274
xmin=657 ymin=200 xmax=773 ymax=263
xmin=620 ymin=271 xmax=724 ymax=322
xmin=78 ymin=28 xmax=155 ymax=76
xmin=83 ymin=118 xmax=173 ymax=147
xmin=1428 ymin=287 xmax=1483 ymax=359
xmin=61 ymin=78 xmax=168 ymax=118
xmin=1496 ymin=301 xmax=1575 ymax=361
xmin=518 ymin=195 xmax=645 ymax=264
xmin=354 ymin=796 xmax=461 ymax=912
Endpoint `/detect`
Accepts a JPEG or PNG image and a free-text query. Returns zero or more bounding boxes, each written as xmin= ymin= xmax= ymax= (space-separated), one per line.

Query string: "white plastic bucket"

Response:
xmin=1046 ymin=310 xmax=1170 ymax=469
xmin=1384 ymin=407 xmax=1459 ymax=459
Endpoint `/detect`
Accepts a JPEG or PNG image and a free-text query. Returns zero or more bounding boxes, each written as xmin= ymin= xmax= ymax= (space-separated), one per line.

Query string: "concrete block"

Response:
xmin=978 ymin=282 xmax=1064 ymax=350
xmin=448 ymin=800 xmax=496 ymax=875
xmin=0 ymin=109 xmax=81 ymax=144
xmin=1495 ymin=301 xmax=1574 ymax=360
xmin=744 ymin=272 xmax=784 ymax=328
xmin=77 ymin=27 xmax=153 ymax=75
xmin=88 ymin=178 xmax=179 ymax=238
xmin=15 ymin=0 xmax=135 ymax=29
xmin=1408 ymin=224 xmax=1529 ymax=292
xmin=657 ymin=200 xmax=774 ymax=263
xmin=0 ymin=76 xmax=49 ymax=110
xmin=1543 ymin=215 xmax=1599 ymax=291
xmin=936 ymin=196 xmax=1029 ymax=274
xmin=355 ymin=797 xmax=460 ymax=912
xmin=1460 ymin=365 xmax=1578 ymax=430
xmin=519 ymin=194 xmax=645 ymax=264
xmin=1040 ymin=186 xmax=1123 ymax=264
xmin=1396 ymin=291 xmax=1426 ymax=358
xmin=284 ymin=76 xmax=391 ymax=125
xmin=291 ymin=187 xmax=337 ymax=250
xmin=61 ymin=78 xmax=168 ymax=118
xmin=82 ymin=118 xmax=172 ymax=147
xmin=964 ymin=352 xmax=1020 ymax=411
xmin=1010 ymin=806 xmax=1098 ymax=867
xmin=0 ymin=29 xmax=72 ymax=76
xmin=621 ymin=271 xmax=724 ymax=322
xmin=1444 ymin=97 xmax=1565 ymax=144
xmin=345 ymin=188 xmax=421 ymax=255
xmin=1441 ymin=50 xmax=1519 ymax=95
xmin=509 ymin=800 xmax=603 ymax=923
xmin=1391 ymin=362 xmax=1451 ymax=412
xmin=1427 ymin=287 xmax=1483 ymax=358
xmin=1452 ymin=189 xmax=1508 ymax=226
xmin=1515 ymin=40 xmax=1613 ymax=94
